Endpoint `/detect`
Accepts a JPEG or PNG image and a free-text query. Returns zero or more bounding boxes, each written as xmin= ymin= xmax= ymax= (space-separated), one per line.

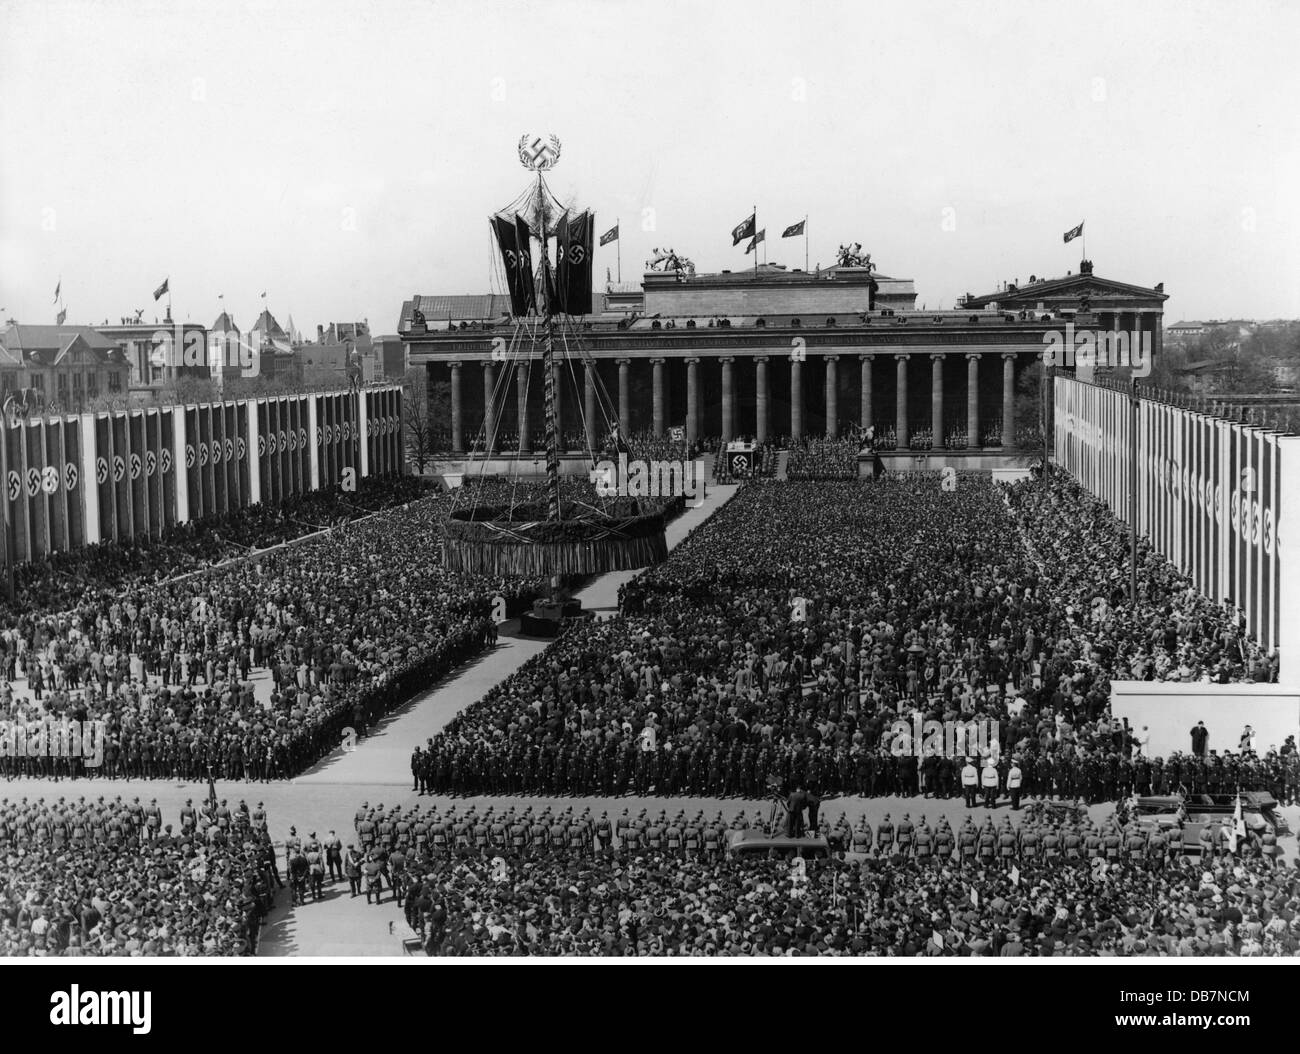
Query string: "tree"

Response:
xmin=402 ymin=367 xmax=438 ymax=472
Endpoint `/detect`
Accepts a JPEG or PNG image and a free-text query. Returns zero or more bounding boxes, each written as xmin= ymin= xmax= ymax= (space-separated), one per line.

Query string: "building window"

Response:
xmin=57 ymin=373 xmax=70 ymax=405
xmin=87 ymin=372 xmax=99 ymax=398
xmin=108 ymin=371 xmax=122 ymax=393
xmin=73 ymin=372 xmax=84 ymax=407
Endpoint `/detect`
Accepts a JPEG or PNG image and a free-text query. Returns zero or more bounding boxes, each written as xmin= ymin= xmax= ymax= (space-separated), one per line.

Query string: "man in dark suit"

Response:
xmin=1191 ymin=721 xmax=1209 ymax=758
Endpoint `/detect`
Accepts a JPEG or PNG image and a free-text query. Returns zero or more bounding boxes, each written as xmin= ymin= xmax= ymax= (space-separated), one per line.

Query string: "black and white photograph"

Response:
xmin=0 ymin=0 xmax=1298 ymax=1033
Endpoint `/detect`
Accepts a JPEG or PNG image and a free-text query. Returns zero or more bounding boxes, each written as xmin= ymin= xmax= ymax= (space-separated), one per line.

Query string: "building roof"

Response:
xmin=399 ymin=295 xmax=513 ymax=330
xmin=962 ymin=266 xmax=1167 ymax=309
xmin=211 ymin=311 xmax=239 ymax=333
xmin=249 ymin=309 xmax=287 ymax=340
xmin=1177 ymin=359 xmax=1234 ymax=373
xmin=0 ymin=323 xmax=125 ymax=367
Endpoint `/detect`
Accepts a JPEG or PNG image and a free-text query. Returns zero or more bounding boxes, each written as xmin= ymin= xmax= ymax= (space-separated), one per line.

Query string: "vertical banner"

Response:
xmin=44 ymin=418 xmax=67 ymax=552
xmin=202 ymin=403 xmax=217 ymax=517
xmin=246 ymin=399 xmax=261 ymax=506
xmin=234 ymin=402 xmax=249 ymax=509
xmin=257 ymin=398 xmax=271 ymax=505
xmin=128 ymin=411 xmax=147 ymax=539
xmin=307 ymin=394 xmax=321 ymax=491
xmin=297 ymin=397 xmax=310 ymax=493
xmin=25 ymin=421 xmax=49 ymax=557
xmin=144 ymin=409 xmax=163 ymax=537
xmin=359 ymin=388 xmax=371 ymax=479
xmin=1259 ymin=430 xmax=1276 ymax=652
xmin=95 ymin=414 xmax=114 ymax=543
xmin=160 ymin=408 xmax=177 ymax=530
xmin=110 ymin=412 xmax=130 ymax=539
xmin=64 ymin=416 xmax=84 ymax=550
xmin=5 ymin=422 xmax=30 ymax=563
xmin=185 ymin=406 xmax=202 ymax=521
xmin=210 ymin=402 xmax=227 ymax=516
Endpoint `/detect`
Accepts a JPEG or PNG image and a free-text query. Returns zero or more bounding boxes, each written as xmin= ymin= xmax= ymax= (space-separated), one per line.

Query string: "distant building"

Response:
xmin=1175 ymin=358 xmax=1237 ymax=392
xmin=248 ymin=308 xmax=300 ymax=385
xmin=95 ymin=318 xmax=209 ymax=399
xmin=208 ymin=310 xmax=243 ymax=388
xmin=1166 ymin=320 xmax=1207 ymax=340
xmin=0 ymin=321 xmax=130 ymax=412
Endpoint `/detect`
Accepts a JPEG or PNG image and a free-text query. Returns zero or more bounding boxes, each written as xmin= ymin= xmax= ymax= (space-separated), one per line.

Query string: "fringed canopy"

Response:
xmin=442 ymin=500 xmax=673 ymax=577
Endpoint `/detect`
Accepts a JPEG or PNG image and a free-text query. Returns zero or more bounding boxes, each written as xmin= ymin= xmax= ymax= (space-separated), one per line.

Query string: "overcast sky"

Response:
xmin=2 ymin=0 xmax=1297 ymax=333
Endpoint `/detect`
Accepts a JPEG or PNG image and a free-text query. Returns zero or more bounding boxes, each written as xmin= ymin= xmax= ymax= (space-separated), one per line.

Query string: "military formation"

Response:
xmin=0 ymin=794 xmax=279 ymax=955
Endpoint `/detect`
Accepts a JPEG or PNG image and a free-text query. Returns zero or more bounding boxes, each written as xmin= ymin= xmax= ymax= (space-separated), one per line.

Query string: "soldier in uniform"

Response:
xmin=325 ymin=829 xmax=344 ymax=881
xmin=958 ymin=818 xmax=978 ymax=864
xmin=1006 ymin=759 xmax=1023 ymax=811
xmin=850 ymin=818 xmax=872 ymax=856
xmin=876 ymin=813 xmax=894 ymax=856
xmin=997 ymin=819 xmax=1018 ymax=867
xmin=305 ymin=837 xmax=326 ymax=900
xmin=934 ymin=817 xmax=954 ymax=861
xmin=977 ymin=818 xmax=997 ymax=864
xmin=1020 ymin=822 xmax=1040 ymax=862
xmin=895 ymin=813 xmax=914 ymax=857
xmin=283 ymin=826 xmax=303 ymax=886
xmin=594 ymin=812 xmax=613 ymax=854
xmin=961 ymin=759 xmax=979 ymax=809
xmin=915 ymin=816 xmax=934 ymax=863
xmin=1083 ymin=823 xmax=1102 ymax=859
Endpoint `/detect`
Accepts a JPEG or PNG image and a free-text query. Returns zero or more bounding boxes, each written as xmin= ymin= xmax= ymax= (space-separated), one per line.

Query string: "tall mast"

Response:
xmin=537 ymin=172 xmax=562 ymax=522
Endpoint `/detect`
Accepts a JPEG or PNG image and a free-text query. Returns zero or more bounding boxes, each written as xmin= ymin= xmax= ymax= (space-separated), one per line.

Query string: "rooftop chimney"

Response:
xmin=317 ymin=324 xmax=325 ymax=343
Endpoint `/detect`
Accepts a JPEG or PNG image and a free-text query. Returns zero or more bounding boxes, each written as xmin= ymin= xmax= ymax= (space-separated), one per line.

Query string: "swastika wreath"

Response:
xmin=442 ymin=499 xmax=672 ymax=577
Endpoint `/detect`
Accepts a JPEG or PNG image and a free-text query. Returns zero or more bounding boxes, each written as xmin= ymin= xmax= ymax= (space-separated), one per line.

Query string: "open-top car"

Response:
xmin=726 ymin=830 xmax=832 ymax=861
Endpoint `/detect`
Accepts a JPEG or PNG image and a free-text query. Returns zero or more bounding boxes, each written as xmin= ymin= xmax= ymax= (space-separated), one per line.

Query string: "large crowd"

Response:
xmin=420 ymin=473 xmax=1282 ymax=799
xmin=324 ymin=801 xmax=1298 ymax=956
xmin=785 ymin=436 xmax=860 ymax=480
xmin=3 ymin=477 xmax=434 ymax=618
xmin=1 ymin=478 xmax=547 ymax=782
xmin=0 ymin=795 xmax=278 ymax=956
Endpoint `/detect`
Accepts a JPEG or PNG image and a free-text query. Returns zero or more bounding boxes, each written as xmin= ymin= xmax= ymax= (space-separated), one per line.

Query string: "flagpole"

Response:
xmin=753 ymin=204 xmax=757 ymax=278
xmin=805 ymin=214 xmax=809 ymax=273
xmin=616 ymin=218 xmax=621 ymax=284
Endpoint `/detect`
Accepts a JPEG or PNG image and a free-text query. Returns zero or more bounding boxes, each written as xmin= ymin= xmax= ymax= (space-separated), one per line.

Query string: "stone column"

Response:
xmin=686 ymin=357 xmax=700 ymax=446
xmin=1001 ymin=352 xmax=1016 ymax=447
xmin=860 ymin=353 xmax=873 ymax=432
xmin=584 ymin=360 xmax=598 ymax=450
xmin=965 ymin=353 xmax=979 ymax=449
xmin=790 ymin=356 xmax=803 ymax=441
xmin=617 ymin=359 xmax=630 ymax=432
xmin=755 ymin=356 xmax=769 ymax=444
xmin=482 ymin=361 xmax=497 ymax=454
xmin=516 ymin=360 xmax=530 ymax=454
xmin=824 ymin=355 xmax=839 ymax=437
xmin=652 ymin=358 xmax=665 ymax=436
xmin=449 ymin=360 xmax=464 ymax=453
xmin=930 ymin=354 xmax=944 ymax=447
xmin=895 ymin=353 xmax=909 ymax=448
xmin=721 ymin=357 xmax=735 ymax=442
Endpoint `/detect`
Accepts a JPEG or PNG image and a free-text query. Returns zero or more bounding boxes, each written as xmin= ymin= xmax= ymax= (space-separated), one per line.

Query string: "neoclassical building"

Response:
xmin=399 ymin=259 xmax=1167 ymax=467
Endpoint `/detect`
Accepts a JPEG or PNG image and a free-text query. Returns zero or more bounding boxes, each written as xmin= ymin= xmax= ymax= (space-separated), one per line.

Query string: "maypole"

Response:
xmin=536 ymin=171 xmax=562 ymax=522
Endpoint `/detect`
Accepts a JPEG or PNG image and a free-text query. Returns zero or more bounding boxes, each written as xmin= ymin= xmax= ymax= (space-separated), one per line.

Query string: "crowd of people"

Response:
xmin=3 ymin=477 xmax=434 ymax=618
xmin=784 ymin=437 xmax=861 ymax=480
xmin=1 ymin=479 xmax=546 ymax=782
xmin=419 ymin=473 xmax=1281 ymax=800
xmin=0 ymin=794 xmax=278 ymax=956
xmin=325 ymin=801 xmax=1298 ymax=956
